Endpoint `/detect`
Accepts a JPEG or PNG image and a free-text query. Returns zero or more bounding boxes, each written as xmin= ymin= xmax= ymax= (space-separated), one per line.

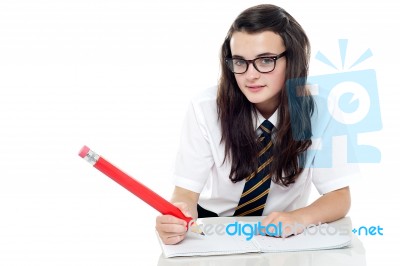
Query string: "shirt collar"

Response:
xmin=254 ymin=108 xmax=278 ymax=132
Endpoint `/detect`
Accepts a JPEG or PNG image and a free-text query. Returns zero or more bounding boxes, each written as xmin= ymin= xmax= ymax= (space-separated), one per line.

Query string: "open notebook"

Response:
xmin=157 ymin=218 xmax=353 ymax=258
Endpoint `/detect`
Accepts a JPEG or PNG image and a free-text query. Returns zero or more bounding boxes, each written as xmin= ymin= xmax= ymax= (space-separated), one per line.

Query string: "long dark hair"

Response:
xmin=217 ymin=4 xmax=314 ymax=186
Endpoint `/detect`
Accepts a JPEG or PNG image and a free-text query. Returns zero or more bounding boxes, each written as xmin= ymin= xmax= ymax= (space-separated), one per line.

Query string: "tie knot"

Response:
xmin=259 ymin=120 xmax=274 ymax=135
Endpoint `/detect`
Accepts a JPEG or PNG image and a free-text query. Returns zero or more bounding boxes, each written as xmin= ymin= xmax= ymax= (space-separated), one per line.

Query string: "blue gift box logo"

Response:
xmin=287 ymin=39 xmax=382 ymax=167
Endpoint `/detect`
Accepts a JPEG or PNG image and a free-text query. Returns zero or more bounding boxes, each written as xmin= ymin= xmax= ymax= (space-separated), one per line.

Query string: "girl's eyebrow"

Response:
xmin=231 ymin=52 xmax=278 ymax=59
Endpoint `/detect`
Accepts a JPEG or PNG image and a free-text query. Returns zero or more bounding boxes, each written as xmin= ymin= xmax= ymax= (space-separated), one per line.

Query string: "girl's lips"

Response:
xmin=247 ymin=85 xmax=265 ymax=92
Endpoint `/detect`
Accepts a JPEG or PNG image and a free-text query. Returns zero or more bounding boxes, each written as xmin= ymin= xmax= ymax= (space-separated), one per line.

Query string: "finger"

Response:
xmin=261 ymin=215 xmax=275 ymax=227
xmin=162 ymin=234 xmax=186 ymax=245
xmin=281 ymin=221 xmax=304 ymax=237
xmin=173 ymin=202 xmax=192 ymax=218
xmin=157 ymin=223 xmax=187 ymax=235
xmin=261 ymin=216 xmax=282 ymax=237
xmin=159 ymin=231 xmax=187 ymax=240
xmin=157 ymin=214 xmax=187 ymax=226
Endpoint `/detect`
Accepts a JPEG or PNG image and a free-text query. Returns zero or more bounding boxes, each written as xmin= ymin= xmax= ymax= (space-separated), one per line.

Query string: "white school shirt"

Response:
xmin=173 ymin=86 xmax=358 ymax=217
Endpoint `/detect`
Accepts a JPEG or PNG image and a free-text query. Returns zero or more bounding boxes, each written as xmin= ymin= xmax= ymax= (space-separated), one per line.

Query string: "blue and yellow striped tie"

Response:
xmin=234 ymin=120 xmax=274 ymax=216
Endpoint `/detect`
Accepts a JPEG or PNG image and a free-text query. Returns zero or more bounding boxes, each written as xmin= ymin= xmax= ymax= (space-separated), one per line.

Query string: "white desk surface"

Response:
xmin=157 ymin=216 xmax=366 ymax=266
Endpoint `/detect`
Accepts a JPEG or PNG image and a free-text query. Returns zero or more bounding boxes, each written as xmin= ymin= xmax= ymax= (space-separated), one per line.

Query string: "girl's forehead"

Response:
xmin=230 ymin=31 xmax=285 ymax=57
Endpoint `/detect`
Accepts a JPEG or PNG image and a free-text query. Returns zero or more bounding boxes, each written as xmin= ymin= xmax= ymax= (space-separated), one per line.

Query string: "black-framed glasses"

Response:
xmin=225 ymin=51 xmax=287 ymax=74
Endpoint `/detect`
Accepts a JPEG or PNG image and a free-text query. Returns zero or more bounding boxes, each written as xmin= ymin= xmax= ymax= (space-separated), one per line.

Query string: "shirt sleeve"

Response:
xmin=310 ymin=96 xmax=361 ymax=195
xmin=172 ymin=100 xmax=214 ymax=193
xmin=312 ymin=155 xmax=359 ymax=195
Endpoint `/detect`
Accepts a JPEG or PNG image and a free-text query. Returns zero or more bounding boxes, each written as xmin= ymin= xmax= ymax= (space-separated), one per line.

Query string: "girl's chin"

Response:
xmin=244 ymin=95 xmax=268 ymax=104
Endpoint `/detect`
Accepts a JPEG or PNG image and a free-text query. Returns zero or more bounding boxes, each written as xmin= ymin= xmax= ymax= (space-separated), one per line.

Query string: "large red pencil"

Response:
xmin=78 ymin=145 xmax=193 ymax=226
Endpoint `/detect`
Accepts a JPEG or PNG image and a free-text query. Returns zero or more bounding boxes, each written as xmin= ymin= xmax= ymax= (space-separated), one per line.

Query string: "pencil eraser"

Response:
xmin=79 ymin=145 xmax=90 ymax=158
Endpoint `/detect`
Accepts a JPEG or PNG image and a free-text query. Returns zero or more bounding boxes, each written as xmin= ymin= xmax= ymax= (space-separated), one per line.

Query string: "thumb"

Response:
xmin=173 ymin=202 xmax=192 ymax=218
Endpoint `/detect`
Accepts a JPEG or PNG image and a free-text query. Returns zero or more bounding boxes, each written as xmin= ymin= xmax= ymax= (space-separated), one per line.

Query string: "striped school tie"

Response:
xmin=234 ymin=120 xmax=274 ymax=216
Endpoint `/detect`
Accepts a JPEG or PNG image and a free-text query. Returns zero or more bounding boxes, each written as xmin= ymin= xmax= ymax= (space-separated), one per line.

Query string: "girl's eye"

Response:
xmin=233 ymin=59 xmax=246 ymax=66
xmin=259 ymin=58 xmax=274 ymax=65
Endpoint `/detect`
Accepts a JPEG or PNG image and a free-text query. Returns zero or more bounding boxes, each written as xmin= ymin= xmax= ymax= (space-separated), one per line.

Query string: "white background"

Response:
xmin=0 ymin=0 xmax=399 ymax=265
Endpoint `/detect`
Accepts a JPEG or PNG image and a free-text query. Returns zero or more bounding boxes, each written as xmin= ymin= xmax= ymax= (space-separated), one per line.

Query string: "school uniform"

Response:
xmin=173 ymin=86 xmax=358 ymax=217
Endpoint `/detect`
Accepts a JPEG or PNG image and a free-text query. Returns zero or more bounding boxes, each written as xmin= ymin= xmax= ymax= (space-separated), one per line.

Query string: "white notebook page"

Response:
xmin=253 ymin=223 xmax=352 ymax=252
xmin=158 ymin=230 xmax=259 ymax=258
